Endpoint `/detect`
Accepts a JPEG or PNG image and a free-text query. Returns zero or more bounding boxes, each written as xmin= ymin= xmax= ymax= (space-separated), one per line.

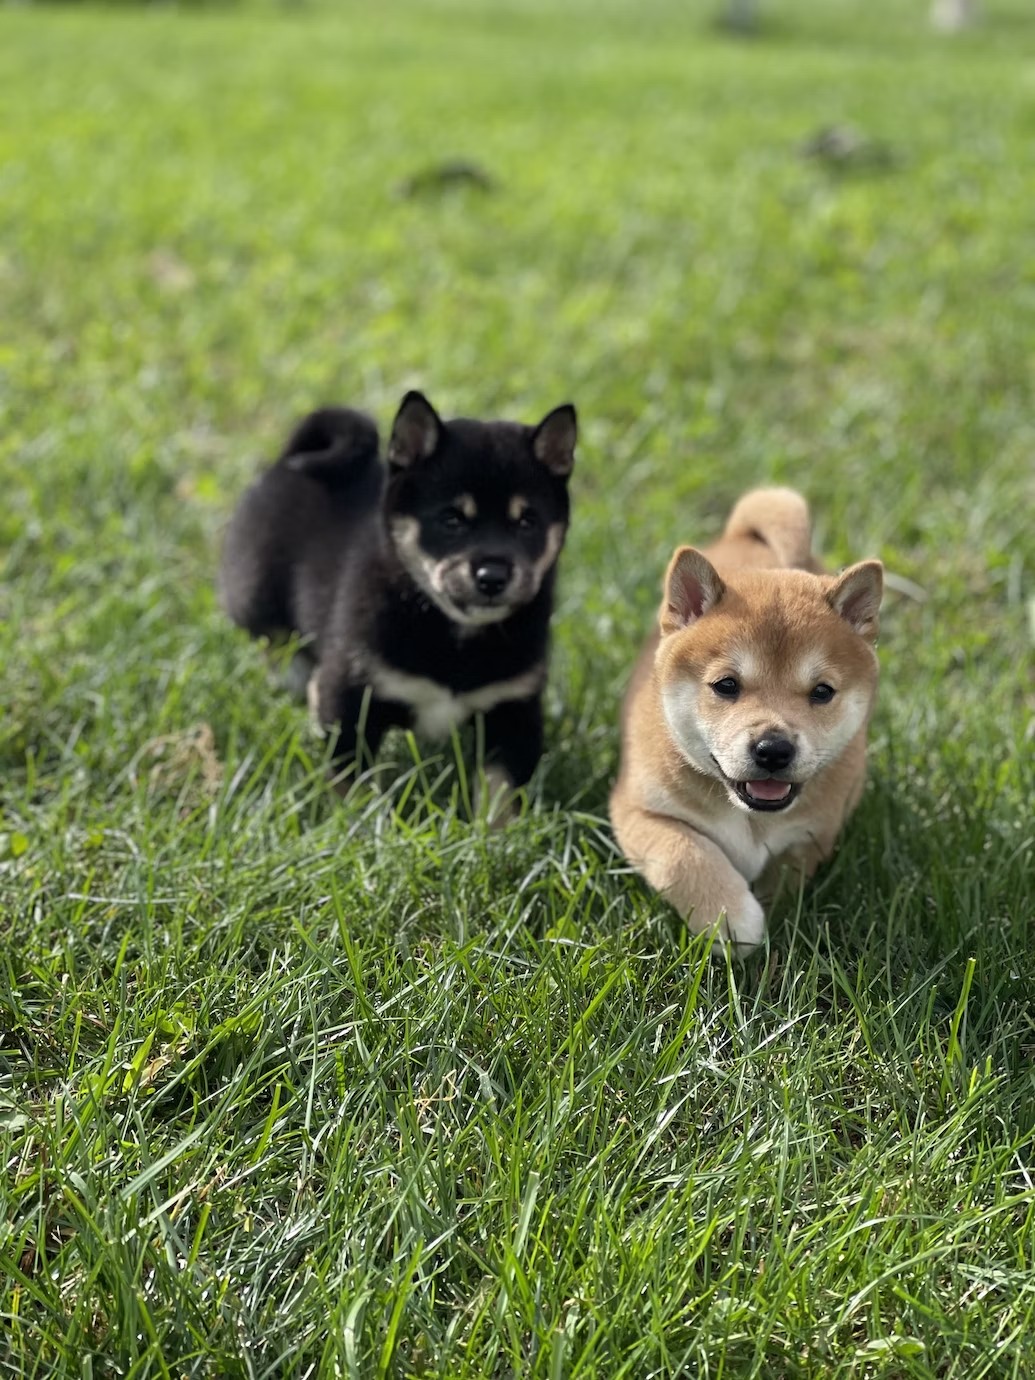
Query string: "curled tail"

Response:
xmin=278 ymin=407 xmax=380 ymax=484
xmin=721 ymin=487 xmax=819 ymax=571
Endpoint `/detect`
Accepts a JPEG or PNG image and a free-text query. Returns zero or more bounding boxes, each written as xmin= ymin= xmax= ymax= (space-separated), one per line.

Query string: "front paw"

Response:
xmin=306 ymin=671 xmax=327 ymax=737
xmin=475 ymin=765 xmax=521 ymax=829
xmin=716 ymin=892 xmax=766 ymax=953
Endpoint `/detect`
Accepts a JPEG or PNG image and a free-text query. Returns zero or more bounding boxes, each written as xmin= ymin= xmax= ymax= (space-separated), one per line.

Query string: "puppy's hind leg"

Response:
xmin=610 ymin=798 xmax=765 ymax=952
xmin=219 ymin=477 xmax=295 ymax=641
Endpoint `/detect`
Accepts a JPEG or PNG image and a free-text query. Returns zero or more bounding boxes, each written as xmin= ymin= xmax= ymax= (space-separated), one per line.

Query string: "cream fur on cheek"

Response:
xmin=660 ymin=680 xmax=716 ymax=774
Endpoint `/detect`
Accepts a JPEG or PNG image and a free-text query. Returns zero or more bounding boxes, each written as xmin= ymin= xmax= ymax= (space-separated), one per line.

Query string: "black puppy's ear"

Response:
xmin=532 ymin=404 xmax=577 ymax=478
xmin=387 ymin=391 xmax=443 ymax=468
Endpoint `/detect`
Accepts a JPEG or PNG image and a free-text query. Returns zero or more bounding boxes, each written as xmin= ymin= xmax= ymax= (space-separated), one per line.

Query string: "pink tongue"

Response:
xmin=745 ymin=779 xmax=792 ymax=801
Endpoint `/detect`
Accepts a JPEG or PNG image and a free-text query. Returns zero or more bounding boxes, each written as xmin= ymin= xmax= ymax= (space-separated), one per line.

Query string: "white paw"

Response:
xmin=281 ymin=651 xmax=315 ymax=703
xmin=306 ymin=672 xmax=326 ymax=738
xmin=475 ymin=765 xmax=519 ymax=829
xmin=717 ymin=892 xmax=766 ymax=953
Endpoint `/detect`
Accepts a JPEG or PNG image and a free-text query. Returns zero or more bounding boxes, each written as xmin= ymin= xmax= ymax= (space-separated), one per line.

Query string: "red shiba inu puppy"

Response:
xmin=610 ymin=488 xmax=882 ymax=950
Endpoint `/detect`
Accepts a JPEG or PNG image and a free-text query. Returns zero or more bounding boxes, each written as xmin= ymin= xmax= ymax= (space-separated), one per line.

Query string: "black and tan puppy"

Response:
xmin=220 ymin=391 xmax=577 ymax=813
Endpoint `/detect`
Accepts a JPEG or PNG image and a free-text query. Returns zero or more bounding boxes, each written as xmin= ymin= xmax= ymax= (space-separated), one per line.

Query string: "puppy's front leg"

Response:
xmin=311 ymin=674 xmax=404 ymax=782
xmin=755 ymin=834 xmax=833 ymax=904
xmin=477 ymin=695 xmax=544 ymax=824
xmin=611 ymin=800 xmax=765 ymax=951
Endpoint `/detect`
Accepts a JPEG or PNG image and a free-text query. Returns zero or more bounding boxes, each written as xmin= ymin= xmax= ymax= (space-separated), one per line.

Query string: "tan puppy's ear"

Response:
xmin=660 ymin=547 xmax=725 ymax=636
xmin=388 ymin=391 xmax=442 ymax=468
xmin=828 ymin=560 xmax=883 ymax=641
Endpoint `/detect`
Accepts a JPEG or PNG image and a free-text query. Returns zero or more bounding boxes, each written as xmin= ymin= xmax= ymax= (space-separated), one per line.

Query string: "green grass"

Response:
xmin=2 ymin=0 xmax=1034 ymax=1374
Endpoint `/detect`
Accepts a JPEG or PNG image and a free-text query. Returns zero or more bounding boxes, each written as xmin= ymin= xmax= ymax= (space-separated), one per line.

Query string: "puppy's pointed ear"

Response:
xmin=532 ymin=404 xmax=577 ymax=477
xmin=828 ymin=560 xmax=883 ymax=641
xmin=660 ymin=547 xmax=724 ymax=636
xmin=387 ymin=391 xmax=442 ymax=468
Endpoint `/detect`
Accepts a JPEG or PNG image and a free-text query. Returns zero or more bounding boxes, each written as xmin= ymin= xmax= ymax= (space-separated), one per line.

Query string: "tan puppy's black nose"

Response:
xmin=751 ymin=736 xmax=796 ymax=771
xmin=473 ymin=558 xmax=512 ymax=597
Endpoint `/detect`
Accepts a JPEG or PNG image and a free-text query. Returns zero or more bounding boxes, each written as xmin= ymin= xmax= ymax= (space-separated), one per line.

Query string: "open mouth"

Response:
xmin=731 ymin=778 xmax=801 ymax=812
xmin=711 ymin=758 xmax=801 ymax=812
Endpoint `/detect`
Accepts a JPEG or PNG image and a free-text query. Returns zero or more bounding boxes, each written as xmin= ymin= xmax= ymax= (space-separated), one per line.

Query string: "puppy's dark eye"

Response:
xmin=712 ymin=677 xmax=740 ymax=700
xmin=810 ymin=682 xmax=836 ymax=705
xmin=439 ymin=507 xmax=468 ymax=531
xmin=515 ymin=509 xmax=539 ymax=531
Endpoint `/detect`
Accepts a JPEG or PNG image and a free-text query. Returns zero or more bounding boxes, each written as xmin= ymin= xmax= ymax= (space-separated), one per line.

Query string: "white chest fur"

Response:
xmin=702 ymin=806 xmax=812 ymax=882
xmin=367 ymin=660 xmax=544 ymax=740
xmin=644 ymin=779 xmax=812 ymax=883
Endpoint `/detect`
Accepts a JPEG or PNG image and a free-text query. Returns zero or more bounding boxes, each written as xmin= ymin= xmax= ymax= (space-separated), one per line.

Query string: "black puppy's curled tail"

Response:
xmin=279 ymin=407 xmax=380 ymax=485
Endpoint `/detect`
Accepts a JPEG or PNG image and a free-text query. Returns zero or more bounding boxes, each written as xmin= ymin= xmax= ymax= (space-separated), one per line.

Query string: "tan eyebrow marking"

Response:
xmin=732 ymin=649 xmax=760 ymax=683
xmin=457 ymin=494 xmax=477 ymax=519
xmin=797 ymin=653 xmax=834 ymax=686
xmin=508 ymin=495 xmax=530 ymax=522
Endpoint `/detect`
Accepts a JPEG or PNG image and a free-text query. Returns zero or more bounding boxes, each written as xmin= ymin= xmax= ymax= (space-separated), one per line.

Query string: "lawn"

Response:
xmin=1 ymin=0 xmax=1034 ymax=1375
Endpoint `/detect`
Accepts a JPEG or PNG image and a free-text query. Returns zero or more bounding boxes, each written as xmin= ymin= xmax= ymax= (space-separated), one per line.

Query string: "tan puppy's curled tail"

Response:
xmin=720 ymin=487 xmax=819 ymax=572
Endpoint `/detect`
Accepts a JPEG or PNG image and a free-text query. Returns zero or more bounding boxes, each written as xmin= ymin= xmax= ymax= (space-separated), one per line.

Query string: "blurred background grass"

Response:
xmin=2 ymin=0 xmax=1031 ymax=795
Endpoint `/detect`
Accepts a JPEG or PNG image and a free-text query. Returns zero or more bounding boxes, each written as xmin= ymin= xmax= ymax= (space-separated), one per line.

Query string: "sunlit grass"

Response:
xmin=1 ymin=0 xmax=1033 ymax=1375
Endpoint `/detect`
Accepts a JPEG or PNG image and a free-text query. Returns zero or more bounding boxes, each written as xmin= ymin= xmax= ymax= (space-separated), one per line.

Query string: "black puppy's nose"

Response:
xmin=473 ymin=558 xmax=512 ymax=597
xmin=751 ymin=736 xmax=796 ymax=771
